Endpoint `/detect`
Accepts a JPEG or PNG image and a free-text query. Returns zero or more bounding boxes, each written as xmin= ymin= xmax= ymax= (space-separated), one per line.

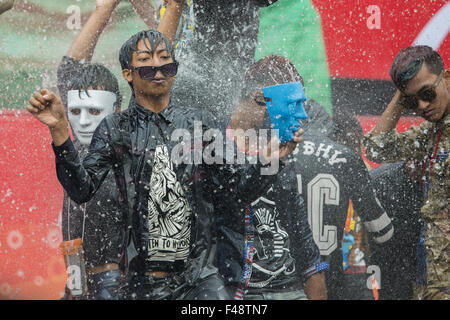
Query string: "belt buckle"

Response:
xmin=145 ymin=271 xmax=174 ymax=278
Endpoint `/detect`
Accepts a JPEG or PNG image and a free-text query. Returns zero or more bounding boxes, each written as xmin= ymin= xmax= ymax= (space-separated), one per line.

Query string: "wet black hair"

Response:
xmin=389 ymin=45 xmax=444 ymax=92
xmin=240 ymin=55 xmax=304 ymax=100
xmin=69 ymin=63 xmax=122 ymax=111
xmin=119 ymin=30 xmax=176 ymax=90
xmin=119 ymin=29 xmax=176 ymax=70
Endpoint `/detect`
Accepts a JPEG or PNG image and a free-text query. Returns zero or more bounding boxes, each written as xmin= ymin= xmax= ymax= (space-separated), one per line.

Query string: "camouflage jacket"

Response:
xmin=363 ymin=114 xmax=449 ymax=221
xmin=364 ymin=115 xmax=449 ymax=289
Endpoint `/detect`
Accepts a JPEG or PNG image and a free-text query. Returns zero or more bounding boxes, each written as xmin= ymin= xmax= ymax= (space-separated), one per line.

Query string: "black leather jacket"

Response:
xmin=52 ymin=96 xmax=279 ymax=284
xmin=61 ymin=140 xmax=124 ymax=270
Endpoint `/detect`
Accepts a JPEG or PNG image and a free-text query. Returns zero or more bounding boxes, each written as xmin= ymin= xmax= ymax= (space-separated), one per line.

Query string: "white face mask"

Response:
xmin=67 ymin=90 xmax=117 ymax=145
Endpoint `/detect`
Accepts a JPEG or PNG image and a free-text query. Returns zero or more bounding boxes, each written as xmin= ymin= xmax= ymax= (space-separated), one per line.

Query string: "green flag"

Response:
xmin=257 ymin=0 xmax=332 ymax=114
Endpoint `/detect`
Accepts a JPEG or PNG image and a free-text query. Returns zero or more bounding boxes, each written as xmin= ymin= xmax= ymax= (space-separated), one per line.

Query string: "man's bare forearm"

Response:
xmin=129 ymin=0 xmax=156 ymax=29
xmin=67 ymin=2 xmax=120 ymax=62
xmin=370 ymin=90 xmax=405 ymax=137
xmin=304 ymin=272 xmax=327 ymax=300
xmin=157 ymin=0 xmax=184 ymax=43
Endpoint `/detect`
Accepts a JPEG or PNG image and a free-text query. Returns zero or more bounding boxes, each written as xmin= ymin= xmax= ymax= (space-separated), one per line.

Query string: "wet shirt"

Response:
xmin=290 ymin=133 xmax=394 ymax=281
xmin=217 ymin=182 xmax=320 ymax=293
xmin=145 ymin=144 xmax=192 ymax=263
xmin=248 ymin=190 xmax=300 ymax=290
xmin=248 ymin=181 xmax=320 ymax=293
xmin=217 ymin=135 xmax=320 ymax=293
xmin=364 ymin=114 xmax=450 ymax=289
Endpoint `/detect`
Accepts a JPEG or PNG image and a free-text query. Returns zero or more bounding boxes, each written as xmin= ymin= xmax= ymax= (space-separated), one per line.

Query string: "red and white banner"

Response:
xmin=312 ymin=0 xmax=449 ymax=79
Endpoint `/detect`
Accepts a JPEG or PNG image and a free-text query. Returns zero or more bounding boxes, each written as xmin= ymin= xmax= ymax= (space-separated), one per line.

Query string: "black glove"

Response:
xmin=88 ymin=269 xmax=122 ymax=300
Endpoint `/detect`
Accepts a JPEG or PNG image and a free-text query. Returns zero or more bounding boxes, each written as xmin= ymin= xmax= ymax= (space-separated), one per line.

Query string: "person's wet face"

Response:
xmin=123 ymin=38 xmax=176 ymax=98
xmin=231 ymin=90 xmax=268 ymax=131
xmin=403 ymin=63 xmax=450 ymax=122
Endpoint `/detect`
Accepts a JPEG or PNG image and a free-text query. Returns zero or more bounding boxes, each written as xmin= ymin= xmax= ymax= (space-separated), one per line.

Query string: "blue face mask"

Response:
xmin=262 ymin=82 xmax=308 ymax=143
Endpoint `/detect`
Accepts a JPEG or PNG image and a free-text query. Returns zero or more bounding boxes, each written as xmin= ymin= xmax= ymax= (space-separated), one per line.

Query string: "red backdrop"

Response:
xmin=0 ymin=110 xmax=66 ymax=299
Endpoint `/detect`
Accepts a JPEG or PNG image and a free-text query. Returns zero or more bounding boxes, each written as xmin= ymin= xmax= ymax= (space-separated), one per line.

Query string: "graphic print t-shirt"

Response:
xmin=291 ymin=134 xmax=393 ymax=275
xmin=247 ymin=189 xmax=300 ymax=291
xmin=147 ymin=145 xmax=192 ymax=263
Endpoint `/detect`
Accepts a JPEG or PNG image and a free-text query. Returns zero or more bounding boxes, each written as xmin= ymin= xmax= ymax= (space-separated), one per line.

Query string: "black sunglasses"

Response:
xmin=129 ymin=62 xmax=179 ymax=80
xmin=400 ymin=71 xmax=443 ymax=109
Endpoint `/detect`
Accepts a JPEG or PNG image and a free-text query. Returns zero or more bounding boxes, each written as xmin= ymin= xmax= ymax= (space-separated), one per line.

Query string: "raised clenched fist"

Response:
xmin=26 ymin=89 xmax=68 ymax=130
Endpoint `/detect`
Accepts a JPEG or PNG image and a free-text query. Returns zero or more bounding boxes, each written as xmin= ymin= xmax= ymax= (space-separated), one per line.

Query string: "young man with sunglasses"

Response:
xmin=363 ymin=45 xmax=449 ymax=300
xmin=26 ymin=30 xmax=302 ymax=300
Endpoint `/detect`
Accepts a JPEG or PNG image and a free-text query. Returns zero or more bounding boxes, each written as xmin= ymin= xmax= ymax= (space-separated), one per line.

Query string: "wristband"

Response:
xmin=304 ymin=262 xmax=329 ymax=279
xmin=315 ymin=262 xmax=329 ymax=272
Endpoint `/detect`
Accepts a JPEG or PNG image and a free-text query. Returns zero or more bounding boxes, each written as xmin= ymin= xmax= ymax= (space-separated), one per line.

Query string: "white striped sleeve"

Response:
xmin=363 ymin=212 xmax=394 ymax=243
xmin=364 ymin=212 xmax=392 ymax=233
xmin=372 ymin=226 xmax=394 ymax=244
